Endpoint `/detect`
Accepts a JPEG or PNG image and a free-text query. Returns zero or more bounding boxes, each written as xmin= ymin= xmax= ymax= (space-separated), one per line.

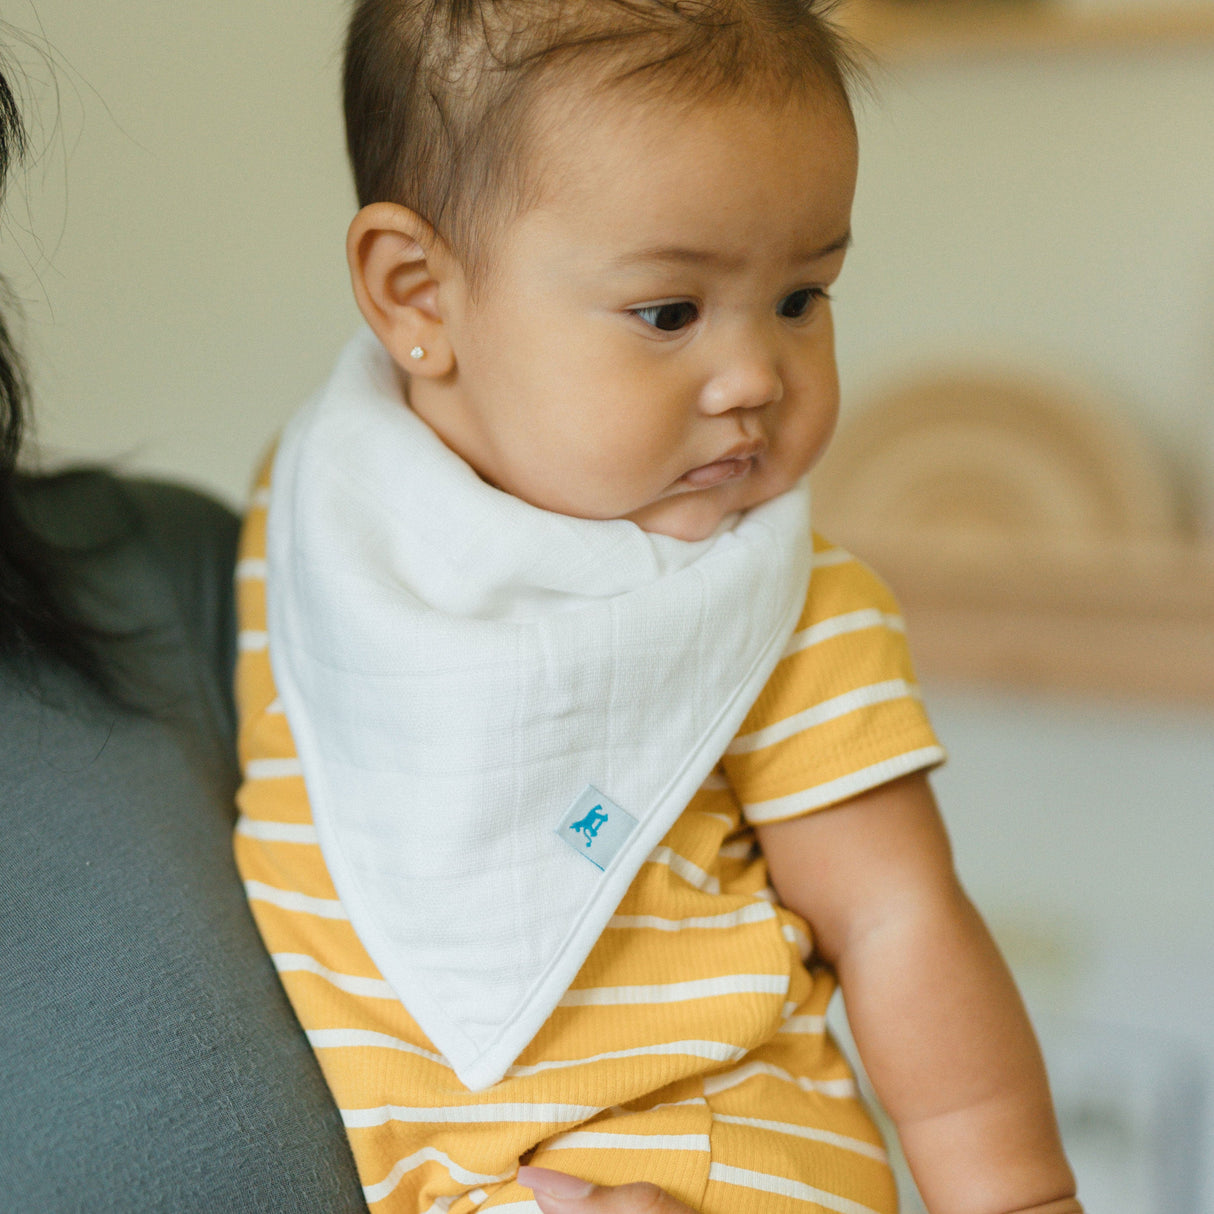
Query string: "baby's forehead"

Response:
xmin=520 ymin=71 xmax=852 ymax=200
xmin=463 ymin=78 xmax=857 ymax=288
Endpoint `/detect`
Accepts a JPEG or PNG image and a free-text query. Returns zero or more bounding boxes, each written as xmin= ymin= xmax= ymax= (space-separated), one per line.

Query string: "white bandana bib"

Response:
xmin=267 ymin=330 xmax=813 ymax=1090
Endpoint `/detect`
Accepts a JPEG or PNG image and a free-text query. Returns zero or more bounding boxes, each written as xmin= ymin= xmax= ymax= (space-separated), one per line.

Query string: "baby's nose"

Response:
xmin=700 ymin=345 xmax=784 ymax=415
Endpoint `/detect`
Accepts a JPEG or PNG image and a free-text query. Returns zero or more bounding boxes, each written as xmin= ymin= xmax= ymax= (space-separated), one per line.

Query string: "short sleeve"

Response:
xmin=723 ymin=534 xmax=945 ymax=824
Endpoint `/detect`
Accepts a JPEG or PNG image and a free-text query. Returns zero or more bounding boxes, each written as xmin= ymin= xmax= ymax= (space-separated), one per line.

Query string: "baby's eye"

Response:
xmin=778 ymin=287 xmax=829 ymax=320
xmin=632 ymin=301 xmax=700 ymax=332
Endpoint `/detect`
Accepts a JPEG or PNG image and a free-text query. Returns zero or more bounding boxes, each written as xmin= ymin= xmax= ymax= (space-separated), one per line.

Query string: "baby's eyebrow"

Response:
xmin=812 ymin=230 xmax=853 ymax=258
xmin=607 ymin=246 xmax=743 ymax=272
xmin=606 ymin=230 xmax=852 ymax=271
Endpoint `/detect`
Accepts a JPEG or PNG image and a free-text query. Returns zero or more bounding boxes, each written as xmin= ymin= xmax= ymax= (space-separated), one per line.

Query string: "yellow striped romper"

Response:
xmin=235 ymin=472 xmax=944 ymax=1214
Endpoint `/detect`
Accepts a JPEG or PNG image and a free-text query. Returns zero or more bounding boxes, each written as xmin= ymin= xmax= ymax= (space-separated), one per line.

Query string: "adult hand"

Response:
xmin=517 ymin=1166 xmax=698 ymax=1213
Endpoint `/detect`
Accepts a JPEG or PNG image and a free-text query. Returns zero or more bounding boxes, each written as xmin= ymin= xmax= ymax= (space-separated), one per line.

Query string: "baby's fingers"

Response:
xmin=517 ymin=1166 xmax=697 ymax=1213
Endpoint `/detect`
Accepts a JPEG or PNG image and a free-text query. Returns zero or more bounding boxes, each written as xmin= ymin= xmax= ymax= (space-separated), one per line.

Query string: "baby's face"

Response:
xmin=413 ymin=85 xmax=858 ymax=541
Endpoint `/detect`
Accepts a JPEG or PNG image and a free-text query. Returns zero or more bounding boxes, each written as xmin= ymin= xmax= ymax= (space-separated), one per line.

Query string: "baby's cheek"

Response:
xmin=777 ymin=397 xmax=837 ymax=477
xmin=503 ymin=436 xmax=659 ymax=520
xmin=581 ymin=418 xmax=685 ymax=487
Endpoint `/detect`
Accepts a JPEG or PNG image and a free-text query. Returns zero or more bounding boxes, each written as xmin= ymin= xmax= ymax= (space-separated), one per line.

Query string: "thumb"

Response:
xmin=517 ymin=1166 xmax=696 ymax=1213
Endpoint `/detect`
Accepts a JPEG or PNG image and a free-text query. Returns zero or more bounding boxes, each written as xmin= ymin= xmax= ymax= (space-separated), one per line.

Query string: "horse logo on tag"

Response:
xmin=570 ymin=804 xmax=609 ymax=847
xmin=557 ymin=786 xmax=637 ymax=871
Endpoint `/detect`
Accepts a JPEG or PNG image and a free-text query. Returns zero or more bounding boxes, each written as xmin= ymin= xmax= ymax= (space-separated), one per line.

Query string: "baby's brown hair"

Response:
xmin=344 ymin=0 xmax=860 ymax=280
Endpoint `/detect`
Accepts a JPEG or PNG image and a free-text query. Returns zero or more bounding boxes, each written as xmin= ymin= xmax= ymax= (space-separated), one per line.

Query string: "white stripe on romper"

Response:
xmin=782 ymin=609 xmax=905 ymax=658
xmin=307 ymin=1029 xmax=447 ymax=1066
xmin=341 ymin=1102 xmax=601 ymax=1129
xmin=244 ymin=756 xmax=304 ymax=780
xmin=712 ymin=1114 xmax=888 ymax=1162
xmin=709 ymin=1163 xmax=885 ymax=1214
xmin=362 ymin=1148 xmax=508 ymax=1205
xmin=727 ymin=680 xmax=920 ymax=754
xmin=236 ymin=818 xmax=319 ymax=844
xmin=703 ymin=1059 xmax=856 ymax=1099
xmin=507 ymin=1039 xmax=748 ymax=1077
xmin=779 ymin=1014 xmax=826 ymax=1034
xmin=544 ymin=1131 xmax=711 ymax=1153
xmin=645 ymin=846 xmax=720 ymax=894
xmin=559 ymin=973 xmax=787 ymax=1008
xmin=244 ymin=880 xmax=346 ymax=919
xmin=742 ymin=747 xmax=946 ymax=822
xmin=305 ymin=1029 xmax=748 ymax=1077
xmin=236 ymin=557 xmax=268 ymax=580
xmin=271 ymin=953 xmax=396 ymax=999
xmin=607 ymin=902 xmax=775 ymax=932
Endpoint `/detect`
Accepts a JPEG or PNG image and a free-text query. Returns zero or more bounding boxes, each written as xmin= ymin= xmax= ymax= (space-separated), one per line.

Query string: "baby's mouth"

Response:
xmin=679 ymin=457 xmax=755 ymax=488
xmin=678 ymin=443 xmax=764 ymax=489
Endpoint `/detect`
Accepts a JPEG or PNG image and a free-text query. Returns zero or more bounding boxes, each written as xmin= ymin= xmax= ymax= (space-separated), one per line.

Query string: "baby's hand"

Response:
xmin=517 ymin=1166 xmax=697 ymax=1213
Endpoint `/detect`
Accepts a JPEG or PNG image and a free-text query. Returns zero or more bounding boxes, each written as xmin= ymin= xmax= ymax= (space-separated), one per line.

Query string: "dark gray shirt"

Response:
xmin=0 ymin=470 xmax=366 ymax=1211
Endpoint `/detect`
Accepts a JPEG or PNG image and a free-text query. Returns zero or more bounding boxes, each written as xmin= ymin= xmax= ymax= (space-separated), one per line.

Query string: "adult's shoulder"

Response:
xmin=17 ymin=467 xmax=239 ymax=622
xmin=16 ymin=465 xmax=235 ymax=545
xmin=111 ymin=474 xmax=242 ymax=732
xmin=1 ymin=469 xmax=368 ymax=1212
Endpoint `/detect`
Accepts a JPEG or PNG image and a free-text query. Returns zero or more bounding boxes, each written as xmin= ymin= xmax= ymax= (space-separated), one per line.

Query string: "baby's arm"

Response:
xmin=757 ymin=771 xmax=1080 ymax=1214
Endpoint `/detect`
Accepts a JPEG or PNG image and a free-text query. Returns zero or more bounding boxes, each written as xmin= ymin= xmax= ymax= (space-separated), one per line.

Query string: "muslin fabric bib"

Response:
xmin=267 ymin=329 xmax=813 ymax=1090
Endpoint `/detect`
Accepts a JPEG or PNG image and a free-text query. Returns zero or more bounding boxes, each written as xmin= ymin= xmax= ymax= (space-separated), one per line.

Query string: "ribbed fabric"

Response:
xmin=235 ymin=467 xmax=944 ymax=1213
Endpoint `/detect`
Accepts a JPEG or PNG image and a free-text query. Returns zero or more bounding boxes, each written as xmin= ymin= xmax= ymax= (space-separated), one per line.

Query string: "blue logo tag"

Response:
xmin=556 ymin=786 xmax=637 ymax=872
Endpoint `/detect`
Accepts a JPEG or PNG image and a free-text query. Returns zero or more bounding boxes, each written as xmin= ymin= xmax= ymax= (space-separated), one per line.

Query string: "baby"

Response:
xmin=234 ymin=2 xmax=1081 ymax=1212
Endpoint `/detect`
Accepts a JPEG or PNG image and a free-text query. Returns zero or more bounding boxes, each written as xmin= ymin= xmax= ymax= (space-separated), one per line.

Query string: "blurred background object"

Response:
xmin=814 ymin=369 xmax=1214 ymax=701
xmin=0 ymin=0 xmax=1210 ymax=1208
xmin=820 ymin=6 xmax=1214 ymax=1204
xmin=840 ymin=0 xmax=1214 ymax=61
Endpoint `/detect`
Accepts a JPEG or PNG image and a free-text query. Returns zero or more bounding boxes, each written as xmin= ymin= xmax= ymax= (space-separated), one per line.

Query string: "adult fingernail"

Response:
xmin=518 ymin=1166 xmax=596 ymax=1199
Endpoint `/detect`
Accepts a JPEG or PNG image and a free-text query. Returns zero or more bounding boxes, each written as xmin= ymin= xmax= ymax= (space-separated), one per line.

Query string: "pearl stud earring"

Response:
xmin=409 ymin=346 xmax=426 ymax=361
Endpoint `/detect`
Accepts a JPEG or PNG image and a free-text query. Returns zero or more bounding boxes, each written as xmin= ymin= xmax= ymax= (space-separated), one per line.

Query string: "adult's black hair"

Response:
xmin=0 ymin=63 xmax=116 ymax=697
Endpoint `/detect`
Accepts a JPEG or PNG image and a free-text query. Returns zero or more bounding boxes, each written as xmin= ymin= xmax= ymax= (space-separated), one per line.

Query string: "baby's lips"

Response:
xmin=679 ymin=455 xmax=756 ymax=487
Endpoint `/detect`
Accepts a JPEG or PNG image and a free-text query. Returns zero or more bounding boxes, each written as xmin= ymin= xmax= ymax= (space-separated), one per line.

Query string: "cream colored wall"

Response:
xmin=1 ymin=0 xmax=359 ymax=505
xmin=839 ymin=47 xmax=1214 ymax=532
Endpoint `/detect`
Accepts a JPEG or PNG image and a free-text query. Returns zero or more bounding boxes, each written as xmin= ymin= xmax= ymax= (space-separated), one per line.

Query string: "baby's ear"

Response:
xmin=346 ymin=203 xmax=456 ymax=378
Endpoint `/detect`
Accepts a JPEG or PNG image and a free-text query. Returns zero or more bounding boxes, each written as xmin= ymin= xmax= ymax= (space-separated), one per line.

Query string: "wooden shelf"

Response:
xmin=813 ymin=370 xmax=1214 ymax=703
xmin=842 ymin=528 xmax=1214 ymax=703
xmin=837 ymin=0 xmax=1214 ymax=59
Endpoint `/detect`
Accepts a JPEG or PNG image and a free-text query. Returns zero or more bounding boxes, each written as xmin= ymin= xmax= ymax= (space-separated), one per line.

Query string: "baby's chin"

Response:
xmin=625 ymin=479 xmax=778 ymax=542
